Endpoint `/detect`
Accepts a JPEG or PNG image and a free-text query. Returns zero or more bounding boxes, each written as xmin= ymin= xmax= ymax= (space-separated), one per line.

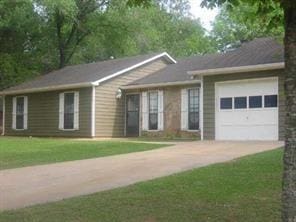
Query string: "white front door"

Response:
xmin=215 ymin=77 xmax=279 ymax=140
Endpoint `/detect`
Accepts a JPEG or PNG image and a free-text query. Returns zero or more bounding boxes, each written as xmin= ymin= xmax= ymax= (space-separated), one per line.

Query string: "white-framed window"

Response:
xmin=142 ymin=90 xmax=163 ymax=131
xmin=188 ymin=88 xmax=199 ymax=130
xmin=148 ymin=91 xmax=158 ymax=130
xmin=12 ymin=96 xmax=28 ymax=130
xmin=59 ymin=91 xmax=79 ymax=130
xmin=181 ymin=88 xmax=200 ymax=131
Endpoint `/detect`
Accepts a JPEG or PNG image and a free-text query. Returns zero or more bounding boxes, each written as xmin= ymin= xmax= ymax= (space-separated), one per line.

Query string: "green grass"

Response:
xmin=0 ymin=148 xmax=283 ymax=222
xmin=0 ymin=137 xmax=168 ymax=170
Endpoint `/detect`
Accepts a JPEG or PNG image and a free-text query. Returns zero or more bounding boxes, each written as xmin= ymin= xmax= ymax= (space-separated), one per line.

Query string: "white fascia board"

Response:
xmin=91 ymin=52 xmax=176 ymax=86
xmin=188 ymin=62 xmax=285 ymax=76
xmin=91 ymin=86 xmax=96 ymax=137
xmin=120 ymin=80 xmax=201 ymax=90
xmin=0 ymin=82 xmax=94 ymax=96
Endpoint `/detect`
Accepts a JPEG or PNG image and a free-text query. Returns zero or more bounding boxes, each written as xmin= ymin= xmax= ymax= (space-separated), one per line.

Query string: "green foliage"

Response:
xmin=211 ymin=3 xmax=284 ymax=51
xmin=68 ymin=1 xmax=214 ymax=62
xmin=0 ymin=0 xmax=45 ymax=90
xmin=0 ymin=54 xmax=37 ymax=90
xmin=201 ymin=0 xmax=283 ymax=28
xmin=34 ymin=0 xmax=106 ymax=68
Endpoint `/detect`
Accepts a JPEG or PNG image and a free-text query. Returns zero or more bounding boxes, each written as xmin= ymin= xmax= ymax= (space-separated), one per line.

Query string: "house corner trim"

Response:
xmin=91 ymin=86 xmax=96 ymax=137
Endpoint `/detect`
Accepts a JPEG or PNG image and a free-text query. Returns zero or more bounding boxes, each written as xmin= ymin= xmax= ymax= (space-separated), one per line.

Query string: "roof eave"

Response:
xmin=0 ymin=82 xmax=97 ymax=96
xmin=188 ymin=62 xmax=285 ymax=76
xmin=121 ymin=80 xmax=201 ymax=90
xmin=92 ymin=52 xmax=176 ymax=85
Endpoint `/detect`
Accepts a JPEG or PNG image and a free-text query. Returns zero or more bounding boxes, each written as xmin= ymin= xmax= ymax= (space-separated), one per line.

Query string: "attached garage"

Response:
xmin=215 ymin=77 xmax=279 ymax=140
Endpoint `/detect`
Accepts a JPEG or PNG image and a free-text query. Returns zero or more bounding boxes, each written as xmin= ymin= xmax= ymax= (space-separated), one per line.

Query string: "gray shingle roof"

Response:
xmin=127 ymin=37 xmax=284 ymax=86
xmin=1 ymin=53 xmax=173 ymax=94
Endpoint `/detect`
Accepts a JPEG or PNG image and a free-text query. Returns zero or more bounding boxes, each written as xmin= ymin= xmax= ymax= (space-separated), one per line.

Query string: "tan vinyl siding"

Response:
xmin=202 ymin=70 xmax=285 ymax=140
xmin=5 ymin=87 xmax=92 ymax=137
xmin=95 ymin=59 xmax=168 ymax=137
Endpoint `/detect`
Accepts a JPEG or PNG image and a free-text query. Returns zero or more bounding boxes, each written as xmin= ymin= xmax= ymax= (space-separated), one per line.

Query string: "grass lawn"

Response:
xmin=0 ymin=137 xmax=168 ymax=170
xmin=0 ymin=148 xmax=283 ymax=222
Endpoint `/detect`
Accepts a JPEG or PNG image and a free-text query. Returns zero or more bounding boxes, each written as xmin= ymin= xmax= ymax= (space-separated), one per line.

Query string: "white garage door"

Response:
xmin=215 ymin=77 xmax=278 ymax=140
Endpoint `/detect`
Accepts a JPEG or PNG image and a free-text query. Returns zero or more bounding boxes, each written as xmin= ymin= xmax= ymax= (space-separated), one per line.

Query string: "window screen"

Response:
xmin=148 ymin=92 xmax=158 ymax=130
xmin=220 ymin=97 xmax=232 ymax=110
xmin=264 ymin=95 xmax=278 ymax=108
xmin=64 ymin=93 xmax=75 ymax=129
xmin=188 ymin=88 xmax=199 ymax=130
xmin=249 ymin=96 xmax=262 ymax=108
xmin=16 ymin=97 xmax=24 ymax=129
xmin=234 ymin=97 xmax=247 ymax=109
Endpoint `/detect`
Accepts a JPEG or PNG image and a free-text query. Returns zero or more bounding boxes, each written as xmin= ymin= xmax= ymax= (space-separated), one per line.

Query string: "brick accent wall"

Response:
xmin=126 ymin=84 xmax=201 ymax=139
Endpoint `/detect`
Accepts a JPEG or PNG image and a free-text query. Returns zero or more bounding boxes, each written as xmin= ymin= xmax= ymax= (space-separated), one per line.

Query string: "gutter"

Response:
xmin=0 ymin=82 xmax=99 ymax=96
xmin=188 ymin=62 xmax=285 ymax=76
xmin=120 ymin=80 xmax=201 ymax=90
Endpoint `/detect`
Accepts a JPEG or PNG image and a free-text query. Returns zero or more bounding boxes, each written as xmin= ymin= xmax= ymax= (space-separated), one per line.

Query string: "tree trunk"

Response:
xmin=59 ymin=47 xmax=66 ymax=69
xmin=55 ymin=9 xmax=66 ymax=69
xmin=282 ymin=1 xmax=296 ymax=221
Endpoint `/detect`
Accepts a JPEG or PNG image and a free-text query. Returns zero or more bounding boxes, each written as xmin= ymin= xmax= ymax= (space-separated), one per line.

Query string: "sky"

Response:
xmin=189 ymin=0 xmax=219 ymax=31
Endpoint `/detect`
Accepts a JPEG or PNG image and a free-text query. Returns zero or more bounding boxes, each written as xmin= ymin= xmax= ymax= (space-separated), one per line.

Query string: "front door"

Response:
xmin=126 ymin=94 xmax=140 ymax=137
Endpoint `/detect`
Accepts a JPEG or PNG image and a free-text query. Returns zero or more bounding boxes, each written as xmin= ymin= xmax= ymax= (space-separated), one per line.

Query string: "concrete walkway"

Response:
xmin=0 ymin=141 xmax=283 ymax=211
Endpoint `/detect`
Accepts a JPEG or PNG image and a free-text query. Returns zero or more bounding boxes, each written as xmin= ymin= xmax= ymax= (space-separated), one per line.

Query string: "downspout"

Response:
xmin=200 ymin=76 xmax=204 ymax=140
xmin=91 ymin=86 xmax=96 ymax=137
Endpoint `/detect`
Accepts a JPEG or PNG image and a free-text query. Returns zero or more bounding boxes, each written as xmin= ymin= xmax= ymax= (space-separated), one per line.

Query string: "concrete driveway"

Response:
xmin=0 ymin=140 xmax=283 ymax=211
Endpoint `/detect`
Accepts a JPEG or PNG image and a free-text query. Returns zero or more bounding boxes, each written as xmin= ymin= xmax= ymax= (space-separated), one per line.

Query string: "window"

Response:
xmin=220 ymin=97 xmax=232 ymax=110
xmin=264 ymin=95 xmax=278 ymax=108
xmin=234 ymin=97 xmax=247 ymax=109
xmin=64 ymin=93 xmax=75 ymax=129
xmin=148 ymin=92 xmax=158 ymax=130
xmin=12 ymin=96 xmax=28 ymax=130
xmin=188 ymin=88 xmax=199 ymax=130
xmin=59 ymin=92 xmax=79 ymax=130
xmin=16 ymin=97 xmax=24 ymax=129
xmin=249 ymin=96 xmax=262 ymax=108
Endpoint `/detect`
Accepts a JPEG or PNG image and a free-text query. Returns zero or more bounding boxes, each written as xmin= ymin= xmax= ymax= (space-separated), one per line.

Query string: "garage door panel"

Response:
xmin=218 ymin=79 xmax=278 ymax=97
xmin=219 ymin=110 xmax=277 ymax=125
xmin=216 ymin=78 xmax=278 ymax=141
xmin=219 ymin=125 xmax=278 ymax=140
xmin=219 ymin=111 xmax=248 ymax=125
xmin=248 ymin=110 xmax=278 ymax=125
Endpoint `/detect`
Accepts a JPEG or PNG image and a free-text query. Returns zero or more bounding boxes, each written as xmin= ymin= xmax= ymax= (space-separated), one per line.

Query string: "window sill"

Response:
xmin=146 ymin=129 xmax=162 ymax=132
xmin=184 ymin=129 xmax=200 ymax=132
xmin=12 ymin=129 xmax=27 ymax=131
xmin=59 ymin=129 xmax=79 ymax=131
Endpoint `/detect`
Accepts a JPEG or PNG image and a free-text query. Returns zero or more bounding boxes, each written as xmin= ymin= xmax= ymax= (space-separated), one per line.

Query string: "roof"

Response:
xmin=125 ymin=37 xmax=284 ymax=88
xmin=1 ymin=52 xmax=176 ymax=95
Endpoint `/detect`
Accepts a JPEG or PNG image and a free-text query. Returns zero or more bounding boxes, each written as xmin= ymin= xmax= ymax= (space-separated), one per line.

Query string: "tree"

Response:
xmin=0 ymin=0 xmax=43 ymax=90
xmin=34 ymin=0 xmax=110 ymax=68
xmin=158 ymin=0 xmax=191 ymax=17
xmin=211 ymin=3 xmax=284 ymax=51
xmin=71 ymin=0 xmax=214 ymax=62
